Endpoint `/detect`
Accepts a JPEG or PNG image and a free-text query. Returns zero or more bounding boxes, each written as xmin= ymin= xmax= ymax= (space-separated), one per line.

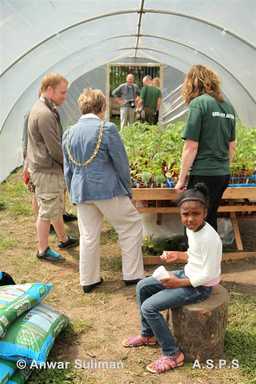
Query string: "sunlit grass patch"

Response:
xmin=0 ymin=234 xmax=18 ymax=251
xmin=225 ymin=292 xmax=256 ymax=380
xmin=0 ymin=173 xmax=32 ymax=217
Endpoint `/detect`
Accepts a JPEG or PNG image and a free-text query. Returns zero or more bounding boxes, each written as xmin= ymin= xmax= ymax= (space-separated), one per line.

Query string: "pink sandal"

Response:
xmin=122 ymin=335 xmax=157 ymax=348
xmin=146 ymin=352 xmax=184 ymax=374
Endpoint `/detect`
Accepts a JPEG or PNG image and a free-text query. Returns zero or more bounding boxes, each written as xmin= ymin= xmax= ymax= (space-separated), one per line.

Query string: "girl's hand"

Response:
xmin=160 ymin=275 xmax=181 ymax=288
xmin=160 ymin=251 xmax=179 ymax=263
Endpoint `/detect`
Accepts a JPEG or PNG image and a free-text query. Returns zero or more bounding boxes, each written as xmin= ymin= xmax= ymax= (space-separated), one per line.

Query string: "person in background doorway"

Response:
xmin=140 ymin=75 xmax=161 ymax=124
xmin=112 ymin=74 xmax=140 ymax=130
xmin=152 ymin=77 xmax=161 ymax=89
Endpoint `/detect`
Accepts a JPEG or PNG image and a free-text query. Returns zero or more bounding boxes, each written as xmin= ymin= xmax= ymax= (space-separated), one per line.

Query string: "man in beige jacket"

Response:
xmin=27 ymin=73 xmax=78 ymax=261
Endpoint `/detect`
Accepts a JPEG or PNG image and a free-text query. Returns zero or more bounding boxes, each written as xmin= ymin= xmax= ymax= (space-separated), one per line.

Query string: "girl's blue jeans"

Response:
xmin=136 ymin=270 xmax=212 ymax=356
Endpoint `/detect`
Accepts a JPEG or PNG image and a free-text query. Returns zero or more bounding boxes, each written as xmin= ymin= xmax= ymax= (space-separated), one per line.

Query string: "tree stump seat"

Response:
xmin=168 ymin=285 xmax=229 ymax=362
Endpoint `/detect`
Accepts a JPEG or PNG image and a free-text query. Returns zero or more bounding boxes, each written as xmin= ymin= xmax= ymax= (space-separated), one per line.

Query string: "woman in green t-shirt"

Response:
xmin=175 ymin=65 xmax=236 ymax=231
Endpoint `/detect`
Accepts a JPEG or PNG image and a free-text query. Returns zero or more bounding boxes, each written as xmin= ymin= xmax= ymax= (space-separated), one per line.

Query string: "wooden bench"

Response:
xmin=167 ymin=285 xmax=229 ymax=362
xmin=132 ymin=187 xmax=256 ymax=263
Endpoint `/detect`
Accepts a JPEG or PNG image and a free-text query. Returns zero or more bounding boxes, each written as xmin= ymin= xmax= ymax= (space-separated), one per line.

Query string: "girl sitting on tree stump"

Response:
xmin=123 ymin=183 xmax=222 ymax=374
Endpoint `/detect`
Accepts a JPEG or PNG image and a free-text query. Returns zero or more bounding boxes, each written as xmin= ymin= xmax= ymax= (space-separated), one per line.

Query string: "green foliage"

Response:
xmin=121 ymin=121 xmax=184 ymax=184
xmin=143 ymin=235 xmax=187 ymax=255
xmin=111 ymin=116 xmax=120 ymax=131
xmin=231 ymin=122 xmax=256 ymax=175
xmin=122 ymin=121 xmax=256 ymax=182
xmin=154 ymin=174 xmax=166 ymax=187
xmin=225 ymin=292 xmax=256 ymax=379
xmin=138 ymin=171 xmax=152 ymax=186
xmin=28 ymin=365 xmax=83 ymax=384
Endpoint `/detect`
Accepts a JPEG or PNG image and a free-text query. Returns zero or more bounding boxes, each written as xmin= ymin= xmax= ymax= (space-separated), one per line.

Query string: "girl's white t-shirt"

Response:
xmin=184 ymin=222 xmax=222 ymax=287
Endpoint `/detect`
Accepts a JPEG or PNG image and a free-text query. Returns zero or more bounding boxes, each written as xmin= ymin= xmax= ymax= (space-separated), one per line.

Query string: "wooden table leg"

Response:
xmin=230 ymin=212 xmax=243 ymax=251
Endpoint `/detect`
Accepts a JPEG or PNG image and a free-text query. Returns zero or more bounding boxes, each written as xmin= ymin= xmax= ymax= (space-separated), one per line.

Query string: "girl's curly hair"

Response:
xmin=182 ymin=64 xmax=224 ymax=104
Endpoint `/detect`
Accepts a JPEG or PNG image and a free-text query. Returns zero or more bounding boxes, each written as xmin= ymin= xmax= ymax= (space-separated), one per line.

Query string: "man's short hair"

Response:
xmin=78 ymin=88 xmax=106 ymax=115
xmin=152 ymin=77 xmax=160 ymax=87
xmin=143 ymin=75 xmax=152 ymax=85
xmin=126 ymin=73 xmax=134 ymax=80
xmin=40 ymin=73 xmax=68 ymax=95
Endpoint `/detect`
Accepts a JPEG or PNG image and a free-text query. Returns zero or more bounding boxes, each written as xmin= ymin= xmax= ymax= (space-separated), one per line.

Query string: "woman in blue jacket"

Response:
xmin=63 ymin=88 xmax=144 ymax=293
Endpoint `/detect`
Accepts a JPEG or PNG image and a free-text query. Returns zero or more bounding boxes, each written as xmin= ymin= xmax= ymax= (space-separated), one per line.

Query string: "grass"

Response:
xmin=0 ymin=234 xmax=17 ymax=251
xmin=225 ymin=292 xmax=256 ymax=380
xmin=0 ymin=200 xmax=7 ymax=211
xmin=100 ymin=227 xmax=118 ymax=245
xmin=62 ymin=319 xmax=94 ymax=343
xmin=0 ymin=177 xmax=33 ymax=216
xmin=0 ymin=168 xmax=256 ymax=384
xmin=27 ymin=365 xmax=84 ymax=384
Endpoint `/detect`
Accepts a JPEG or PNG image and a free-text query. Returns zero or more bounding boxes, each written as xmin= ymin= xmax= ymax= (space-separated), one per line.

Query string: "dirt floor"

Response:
xmin=0 ymin=172 xmax=256 ymax=384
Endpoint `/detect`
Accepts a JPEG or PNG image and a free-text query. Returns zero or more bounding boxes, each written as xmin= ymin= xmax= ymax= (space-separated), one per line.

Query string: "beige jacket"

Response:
xmin=27 ymin=99 xmax=63 ymax=174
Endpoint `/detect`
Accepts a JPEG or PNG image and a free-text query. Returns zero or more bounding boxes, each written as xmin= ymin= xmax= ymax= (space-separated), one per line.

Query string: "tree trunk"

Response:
xmin=170 ymin=285 xmax=229 ymax=362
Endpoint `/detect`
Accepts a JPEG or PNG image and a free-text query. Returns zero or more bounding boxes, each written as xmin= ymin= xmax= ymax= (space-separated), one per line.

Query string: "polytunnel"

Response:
xmin=0 ymin=0 xmax=256 ymax=182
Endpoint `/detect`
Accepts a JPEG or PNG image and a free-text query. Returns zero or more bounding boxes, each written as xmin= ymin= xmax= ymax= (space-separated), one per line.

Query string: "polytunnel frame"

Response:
xmin=116 ymin=34 xmax=255 ymax=104
xmin=1 ymin=25 xmax=255 ymax=133
xmin=1 ymin=5 xmax=255 ymax=130
xmin=1 ymin=6 xmax=254 ymax=110
xmin=0 ymin=31 xmax=247 ymax=134
xmin=1 ymin=7 xmax=255 ymax=78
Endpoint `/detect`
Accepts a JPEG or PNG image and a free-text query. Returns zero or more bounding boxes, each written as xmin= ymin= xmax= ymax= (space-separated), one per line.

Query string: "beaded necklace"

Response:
xmin=66 ymin=120 xmax=104 ymax=167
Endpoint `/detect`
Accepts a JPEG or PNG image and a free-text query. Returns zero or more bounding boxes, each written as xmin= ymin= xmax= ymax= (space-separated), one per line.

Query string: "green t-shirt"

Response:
xmin=140 ymin=85 xmax=161 ymax=112
xmin=182 ymin=94 xmax=236 ymax=176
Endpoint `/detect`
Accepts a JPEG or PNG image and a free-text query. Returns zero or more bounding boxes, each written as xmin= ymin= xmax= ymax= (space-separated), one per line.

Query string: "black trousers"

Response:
xmin=188 ymin=175 xmax=230 ymax=231
xmin=0 ymin=272 xmax=16 ymax=286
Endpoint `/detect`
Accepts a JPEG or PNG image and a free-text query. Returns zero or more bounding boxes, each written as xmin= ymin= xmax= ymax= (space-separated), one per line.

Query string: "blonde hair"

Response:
xmin=40 ymin=73 xmax=68 ymax=95
xmin=78 ymin=88 xmax=106 ymax=115
xmin=153 ymin=77 xmax=160 ymax=88
xmin=182 ymin=65 xmax=223 ymax=104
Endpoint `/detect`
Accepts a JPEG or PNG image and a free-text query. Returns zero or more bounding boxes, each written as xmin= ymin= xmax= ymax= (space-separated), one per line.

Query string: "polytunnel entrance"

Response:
xmin=108 ymin=63 xmax=162 ymax=122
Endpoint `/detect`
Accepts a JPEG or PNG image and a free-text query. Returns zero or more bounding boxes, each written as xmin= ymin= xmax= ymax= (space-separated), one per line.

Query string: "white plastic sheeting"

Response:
xmin=0 ymin=0 xmax=256 ymax=181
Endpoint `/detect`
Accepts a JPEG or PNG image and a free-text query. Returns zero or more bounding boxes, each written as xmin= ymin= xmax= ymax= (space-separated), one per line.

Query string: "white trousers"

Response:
xmin=77 ymin=196 xmax=145 ymax=286
xmin=120 ymin=107 xmax=135 ymax=130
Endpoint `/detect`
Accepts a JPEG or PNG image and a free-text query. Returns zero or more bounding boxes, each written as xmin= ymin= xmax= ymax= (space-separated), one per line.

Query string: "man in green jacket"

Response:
xmin=140 ymin=76 xmax=161 ymax=124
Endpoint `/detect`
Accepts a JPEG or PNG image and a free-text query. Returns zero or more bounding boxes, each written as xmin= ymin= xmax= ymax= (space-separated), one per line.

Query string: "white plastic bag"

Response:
xmin=217 ymin=218 xmax=234 ymax=245
xmin=142 ymin=213 xmax=184 ymax=240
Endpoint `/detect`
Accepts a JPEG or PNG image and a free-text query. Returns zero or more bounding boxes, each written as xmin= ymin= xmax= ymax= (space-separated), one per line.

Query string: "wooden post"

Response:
xmin=230 ymin=212 xmax=243 ymax=250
